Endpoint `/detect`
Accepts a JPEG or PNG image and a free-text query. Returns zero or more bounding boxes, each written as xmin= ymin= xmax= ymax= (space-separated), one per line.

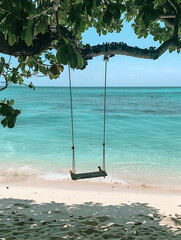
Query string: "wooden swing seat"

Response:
xmin=71 ymin=170 xmax=107 ymax=181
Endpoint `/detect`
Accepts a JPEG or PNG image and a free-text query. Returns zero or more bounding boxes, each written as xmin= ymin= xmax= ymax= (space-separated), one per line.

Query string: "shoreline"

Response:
xmin=1 ymin=176 xmax=181 ymax=194
xmin=1 ymin=179 xmax=181 ymax=213
xmin=1 ymin=159 xmax=181 ymax=193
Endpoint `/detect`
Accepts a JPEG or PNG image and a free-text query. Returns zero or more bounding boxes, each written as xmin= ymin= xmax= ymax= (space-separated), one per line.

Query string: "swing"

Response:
xmin=69 ymin=56 xmax=109 ymax=180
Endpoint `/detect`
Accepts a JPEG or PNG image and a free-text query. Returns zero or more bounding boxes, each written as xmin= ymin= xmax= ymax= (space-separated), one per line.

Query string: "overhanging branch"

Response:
xmin=0 ymin=30 xmax=53 ymax=57
xmin=0 ymin=23 xmax=180 ymax=65
xmin=82 ymin=38 xmax=181 ymax=61
xmin=0 ymin=25 xmax=78 ymax=57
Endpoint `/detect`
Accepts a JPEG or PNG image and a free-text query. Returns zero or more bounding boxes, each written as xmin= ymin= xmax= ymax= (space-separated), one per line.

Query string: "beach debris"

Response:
xmin=175 ymin=214 xmax=181 ymax=219
xmin=6 ymin=187 xmax=9 ymax=189
xmin=63 ymin=224 xmax=70 ymax=228
xmin=126 ymin=221 xmax=135 ymax=225
xmin=30 ymin=223 xmax=37 ymax=228
xmin=62 ymin=235 xmax=69 ymax=239
xmin=12 ymin=211 xmax=18 ymax=214
xmin=107 ymin=223 xmax=120 ymax=227
xmin=41 ymin=221 xmax=47 ymax=225
xmin=134 ymin=221 xmax=142 ymax=226
xmin=85 ymin=219 xmax=99 ymax=226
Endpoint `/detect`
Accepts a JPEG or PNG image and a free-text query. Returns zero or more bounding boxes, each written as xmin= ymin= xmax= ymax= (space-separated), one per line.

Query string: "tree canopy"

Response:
xmin=0 ymin=0 xmax=181 ymax=128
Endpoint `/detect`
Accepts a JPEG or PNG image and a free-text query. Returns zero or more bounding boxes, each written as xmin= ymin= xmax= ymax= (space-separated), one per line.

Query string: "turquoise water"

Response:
xmin=1 ymin=86 xmax=181 ymax=188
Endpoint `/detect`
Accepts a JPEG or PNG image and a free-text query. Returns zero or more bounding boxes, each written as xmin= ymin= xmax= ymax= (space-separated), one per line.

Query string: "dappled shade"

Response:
xmin=0 ymin=198 xmax=181 ymax=239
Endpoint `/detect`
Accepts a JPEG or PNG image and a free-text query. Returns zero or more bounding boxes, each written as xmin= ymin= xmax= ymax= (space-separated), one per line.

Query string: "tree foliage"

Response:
xmin=0 ymin=0 xmax=181 ymax=127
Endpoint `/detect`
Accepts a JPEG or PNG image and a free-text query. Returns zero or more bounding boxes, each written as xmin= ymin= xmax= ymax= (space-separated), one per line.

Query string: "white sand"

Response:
xmin=0 ymin=180 xmax=181 ymax=239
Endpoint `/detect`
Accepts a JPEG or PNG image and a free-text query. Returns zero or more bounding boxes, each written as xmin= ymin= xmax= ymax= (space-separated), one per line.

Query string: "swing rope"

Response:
xmin=102 ymin=56 xmax=108 ymax=171
xmin=68 ymin=64 xmax=76 ymax=173
xmin=69 ymin=57 xmax=108 ymax=175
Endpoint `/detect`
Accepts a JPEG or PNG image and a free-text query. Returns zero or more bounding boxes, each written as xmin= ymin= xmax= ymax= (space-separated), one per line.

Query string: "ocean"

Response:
xmin=1 ymin=86 xmax=181 ymax=189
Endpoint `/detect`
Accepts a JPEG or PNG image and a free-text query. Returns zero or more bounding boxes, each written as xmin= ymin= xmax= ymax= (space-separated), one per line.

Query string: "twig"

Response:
xmin=159 ymin=15 xmax=175 ymax=19
xmin=0 ymin=78 xmax=8 ymax=92
xmin=8 ymin=56 xmax=11 ymax=65
xmin=167 ymin=0 xmax=178 ymax=12
xmin=29 ymin=7 xmax=53 ymax=20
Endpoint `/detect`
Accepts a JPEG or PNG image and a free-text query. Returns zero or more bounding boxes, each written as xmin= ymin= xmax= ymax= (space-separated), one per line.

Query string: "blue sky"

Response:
xmin=35 ymin=20 xmax=181 ymax=87
xmin=2 ymin=20 xmax=181 ymax=87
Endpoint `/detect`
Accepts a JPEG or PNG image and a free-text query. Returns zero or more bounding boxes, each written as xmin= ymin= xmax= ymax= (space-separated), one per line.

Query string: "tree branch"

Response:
xmin=173 ymin=8 xmax=180 ymax=38
xmin=161 ymin=18 xmax=174 ymax=28
xmin=167 ymin=0 xmax=178 ymax=12
xmin=159 ymin=14 xmax=175 ymax=19
xmin=0 ymin=78 xmax=8 ymax=92
xmin=0 ymin=30 xmax=53 ymax=56
xmin=82 ymin=38 xmax=181 ymax=62
xmin=0 ymin=21 xmax=180 ymax=67
xmin=0 ymin=25 xmax=77 ymax=57
xmin=29 ymin=7 xmax=53 ymax=20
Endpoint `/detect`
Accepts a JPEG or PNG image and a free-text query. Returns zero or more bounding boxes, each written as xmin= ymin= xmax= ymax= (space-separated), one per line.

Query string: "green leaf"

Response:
xmin=35 ymin=17 xmax=47 ymax=35
xmin=39 ymin=65 xmax=47 ymax=74
xmin=63 ymin=0 xmax=69 ymax=11
xmin=24 ymin=27 xmax=33 ymax=46
xmin=69 ymin=52 xmax=78 ymax=68
xmin=40 ymin=20 xmax=47 ymax=34
xmin=1 ymin=118 xmax=7 ymax=127
xmin=29 ymin=82 xmax=35 ymax=90
xmin=80 ymin=19 xmax=86 ymax=32
xmin=112 ymin=7 xmax=120 ymax=20
xmin=50 ymin=64 xmax=60 ymax=75
xmin=0 ymin=102 xmax=20 ymax=128
xmin=75 ymin=50 xmax=84 ymax=68
xmin=102 ymin=29 xmax=107 ymax=35
xmin=8 ymin=32 xmax=16 ymax=46
xmin=8 ymin=116 xmax=16 ymax=128
xmin=103 ymin=10 xmax=112 ymax=25
xmin=119 ymin=4 xmax=126 ymax=12
xmin=10 ymin=100 xmax=15 ymax=106
xmin=0 ymin=65 xmax=3 ymax=74
xmin=57 ymin=44 xmax=69 ymax=65
xmin=1 ymin=57 xmax=5 ymax=64
xmin=135 ymin=0 xmax=144 ymax=6
xmin=67 ymin=45 xmax=78 ymax=68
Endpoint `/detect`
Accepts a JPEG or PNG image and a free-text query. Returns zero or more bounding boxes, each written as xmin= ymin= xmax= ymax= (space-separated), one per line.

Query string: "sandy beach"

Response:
xmin=0 ymin=180 xmax=181 ymax=239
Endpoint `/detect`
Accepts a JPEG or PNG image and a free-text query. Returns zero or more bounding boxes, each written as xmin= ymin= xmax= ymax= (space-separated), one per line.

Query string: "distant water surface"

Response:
xmin=1 ymin=86 xmax=181 ymax=189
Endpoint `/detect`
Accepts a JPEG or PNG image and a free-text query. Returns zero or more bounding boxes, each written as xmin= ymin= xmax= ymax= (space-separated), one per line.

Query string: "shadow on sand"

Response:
xmin=0 ymin=198 xmax=181 ymax=239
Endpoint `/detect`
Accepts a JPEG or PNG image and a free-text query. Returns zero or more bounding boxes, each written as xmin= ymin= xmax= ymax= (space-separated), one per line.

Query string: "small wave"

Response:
xmin=41 ymin=172 xmax=70 ymax=181
xmin=0 ymin=165 xmax=71 ymax=183
xmin=0 ymin=165 xmax=40 ymax=183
